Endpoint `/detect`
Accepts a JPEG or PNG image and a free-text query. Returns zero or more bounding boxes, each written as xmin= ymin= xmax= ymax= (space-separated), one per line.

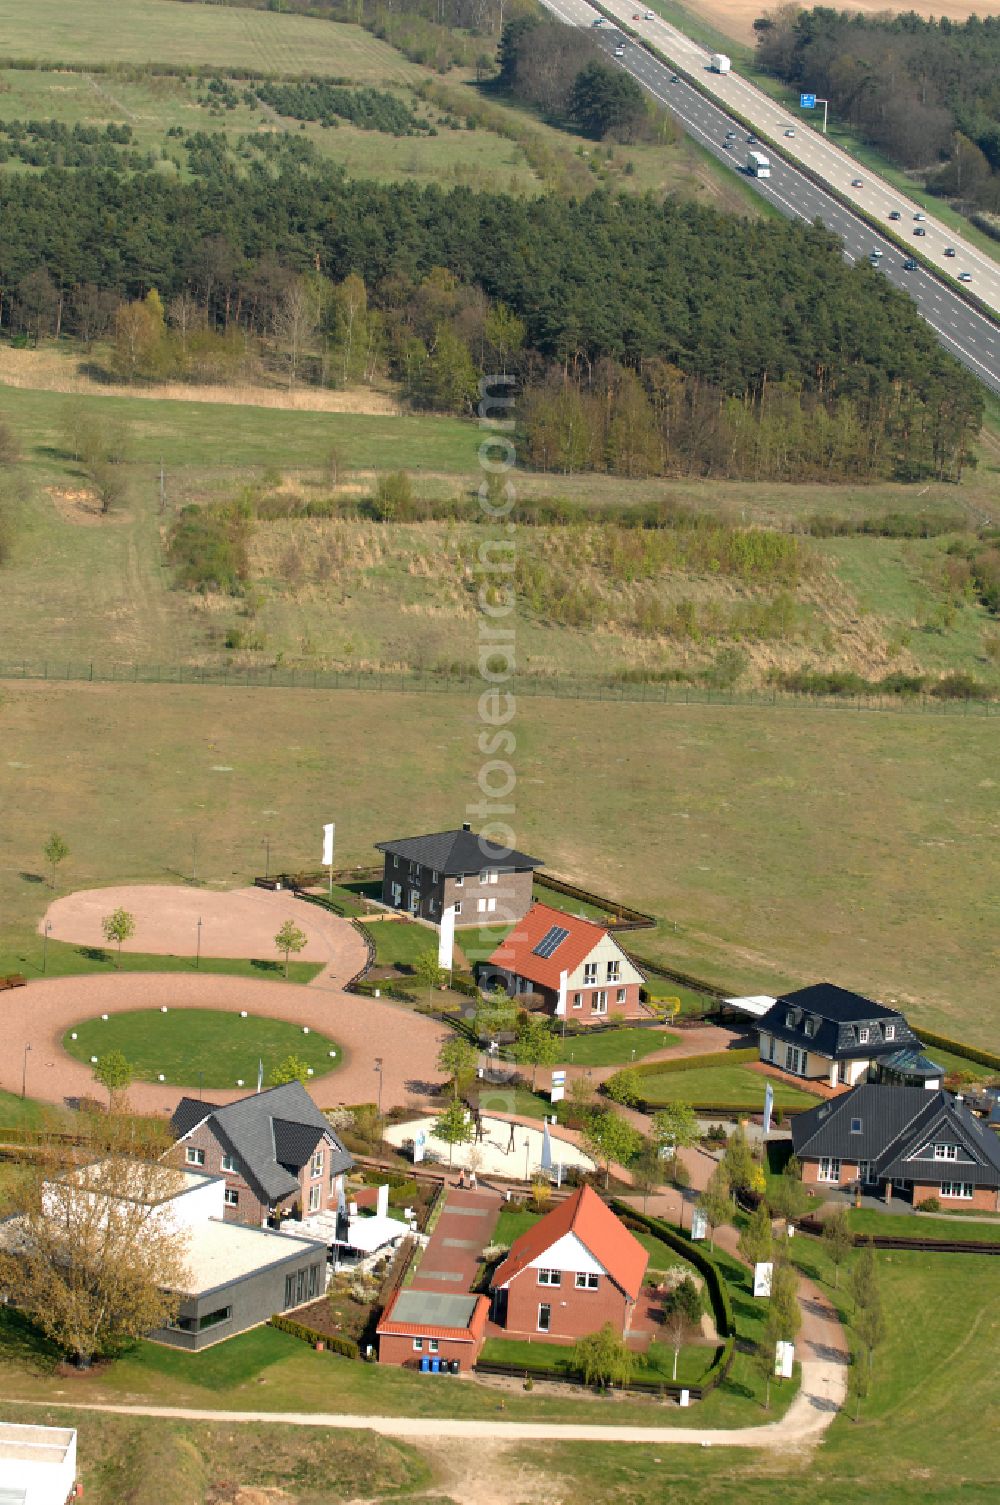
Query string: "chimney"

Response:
xmin=462 ymin=822 xmax=472 ymax=832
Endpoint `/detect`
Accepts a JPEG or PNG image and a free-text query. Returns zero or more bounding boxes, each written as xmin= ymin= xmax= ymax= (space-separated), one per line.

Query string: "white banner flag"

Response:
xmin=763 ymin=1080 xmax=774 ymax=1135
xmin=322 ymin=822 xmax=336 ymax=867
xmin=753 ymin=1261 xmax=774 ymax=1298
xmin=555 ymin=969 xmax=568 ymax=1018
xmin=438 ymin=903 xmax=456 ymax=970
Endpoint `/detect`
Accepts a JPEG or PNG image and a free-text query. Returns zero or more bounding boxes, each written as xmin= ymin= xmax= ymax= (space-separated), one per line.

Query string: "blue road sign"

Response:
xmin=800 ymin=92 xmax=816 ymax=109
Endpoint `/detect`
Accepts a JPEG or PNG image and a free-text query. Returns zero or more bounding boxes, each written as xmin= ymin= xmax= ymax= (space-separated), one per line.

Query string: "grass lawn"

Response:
xmin=476 ymin=1085 xmax=556 ymax=1123
xmin=555 ymin=1027 xmax=679 ymax=1068
xmin=1 ymin=683 xmax=997 ymax=1057
xmin=0 ymin=0 xmax=414 ymax=78
xmin=60 ymin=1007 xmax=341 ymax=1090
xmin=480 ymin=1335 xmax=717 ymax=1387
xmin=0 ymin=936 xmax=321 ymax=986
xmin=368 ymin=919 xmax=437 ymax=971
xmin=846 ymin=1208 xmax=1000 ymax=1243
xmin=639 ymin=1064 xmax=820 ymax=1109
xmin=915 ymin=1043 xmax=997 ymax=1081
xmin=0 ymin=1088 xmax=74 ymax=1135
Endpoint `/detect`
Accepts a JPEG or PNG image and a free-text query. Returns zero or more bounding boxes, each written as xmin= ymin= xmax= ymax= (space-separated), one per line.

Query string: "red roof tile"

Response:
xmin=487 ymin=903 xmax=615 ymax=993
xmin=491 ymin=1186 xmax=648 ymax=1301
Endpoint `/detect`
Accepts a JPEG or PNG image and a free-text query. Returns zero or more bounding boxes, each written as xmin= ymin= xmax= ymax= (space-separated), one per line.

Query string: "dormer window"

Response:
xmin=804 ymin=1018 xmax=816 ymax=1039
xmin=785 ymin=1011 xmax=796 ymax=1029
xmin=884 ymin=1024 xmax=895 ymax=1041
xmin=933 ymin=1143 xmax=958 ymax=1161
xmin=858 ymin=1027 xmax=870 ymax=1045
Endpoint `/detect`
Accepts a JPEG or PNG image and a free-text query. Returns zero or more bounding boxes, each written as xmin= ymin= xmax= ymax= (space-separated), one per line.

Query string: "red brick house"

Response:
xmin=376 ymin=1291 xmax=489 ymax=1372
xmin=169 ymin=1082 xmax=352 ymax=1229
xmin=483 ymin=903 xmax=644 ymax=1024
xmin=490 ymin=1185 xmax=648 ymax=1344
xmin=792 ymin=1084 xmax=1000 ymax=1210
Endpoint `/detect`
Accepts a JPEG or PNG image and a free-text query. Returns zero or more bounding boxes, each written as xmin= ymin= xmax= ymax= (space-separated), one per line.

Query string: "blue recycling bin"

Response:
xmin=420 ymin=1356 xmax=430 ymax=1373
xmin=430 ymin=1358 xmax=441 ymax=1374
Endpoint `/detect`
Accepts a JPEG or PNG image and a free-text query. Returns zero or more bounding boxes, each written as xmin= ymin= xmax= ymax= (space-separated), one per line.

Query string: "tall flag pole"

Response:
xmin=763 ymin=1080 xmax=774 ymax=1136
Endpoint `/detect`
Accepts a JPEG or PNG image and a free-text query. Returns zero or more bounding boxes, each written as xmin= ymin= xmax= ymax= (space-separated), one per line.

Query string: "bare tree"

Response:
xmin=271 ymin=276 xmax=318 ymax=389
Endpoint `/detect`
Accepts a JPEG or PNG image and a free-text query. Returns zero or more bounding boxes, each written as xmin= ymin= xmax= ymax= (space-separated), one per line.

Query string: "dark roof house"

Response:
xmin=375 ymin=824 xmax=542 ymax=929
xmin=170 ymin=1082 xmax=352 ymax=1212
xmin=757 ymin=983 xmax=921 ymax=1088
xmin=792 ymin=1084 xmax=1000 ymax=1209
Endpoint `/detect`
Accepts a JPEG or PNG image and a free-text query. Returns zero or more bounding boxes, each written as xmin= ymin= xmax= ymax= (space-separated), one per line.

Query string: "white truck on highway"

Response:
xmin=710 ymin=53 xmax=731 ymax=73
xmin=747 ymin=150 xmax=771 ymax=178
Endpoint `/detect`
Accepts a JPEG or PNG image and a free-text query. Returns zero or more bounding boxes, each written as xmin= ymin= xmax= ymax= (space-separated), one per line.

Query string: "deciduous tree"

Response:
xmin=738 ymin=1199 xmax=774 ymax=1269
xmin=436 ymin=1033 xmax=478 ymax=1098
xmin=433 ymin=1099 xmax=476 ymax=1166
xmin=822 ymin=1207 xmax=854 ymax=1287
xmin=662 ymin=1275 xmax=703 ymax=1379
xmin=93 ymin=1050 xmax=134 ymax=1107
xmin=274 ymin=919 xmax=307 ymax=977
xmin=269 ymin=1054 xmax=311 ymax=1087
xmin=101 ymin=907 xmax=136 ymax=967
xmin=581 ymin=1107 xmax=642 ymax=1190
xmin=572 ymin=1321 xmax=634 ymax=1388
xmin=43 ymin=832 xmax=69 ymax=889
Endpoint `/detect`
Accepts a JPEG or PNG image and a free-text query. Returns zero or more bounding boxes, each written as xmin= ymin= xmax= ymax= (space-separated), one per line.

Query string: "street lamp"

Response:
xmin=21 ymin=1043 xmax=31 ymax=1100
xmin=374 ymin=1058 xmax=384 ymax=1153
xmin=196 ymin=916 xmax=202 ymax=971
xmin=524 ymin=1136 xmax=531 ymax=1182
xmin=42 ymin=920 xmax=52 ymax=975
xmin=263 ymin=835 xmax=271 ymax=882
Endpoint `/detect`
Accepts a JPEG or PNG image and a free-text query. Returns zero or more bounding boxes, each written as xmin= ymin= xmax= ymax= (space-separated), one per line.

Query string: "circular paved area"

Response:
xmin=384 ymin=1113 xmax=596 ymax=1179
xmin=41 ymin=884 xmax=353 ymax=968
xmin=6 ymin=902 xmax=447 ymax=1117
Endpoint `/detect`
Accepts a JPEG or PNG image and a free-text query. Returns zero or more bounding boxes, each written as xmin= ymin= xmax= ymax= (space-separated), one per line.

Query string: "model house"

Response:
xmin=756 ymin=983 xmax=922 ymax=1087
xmin=374 ymin=823 xmax=542 ymax=928
xmin=483 ymin=902 xmax=644 ymax=1023
xmin=376 ymin=1290 xmax=490 ymax=1372
xmin=791 ymin=1084 xmax=1000 ymax=1209
xmin=490 ymin=1185 xmax=648 ymax=1343
xmin=169 ymin=1082 xmax=352 ymax=1229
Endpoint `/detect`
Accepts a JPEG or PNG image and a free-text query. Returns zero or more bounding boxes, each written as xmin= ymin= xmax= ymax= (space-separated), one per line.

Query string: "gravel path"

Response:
xmin=2 ymin=971 xmax=446 ymax=1118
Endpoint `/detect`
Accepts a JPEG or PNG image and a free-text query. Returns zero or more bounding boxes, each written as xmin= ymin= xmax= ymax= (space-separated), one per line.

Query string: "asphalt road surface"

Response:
xmin=539 ymin=0 xmax=1000 ymax=395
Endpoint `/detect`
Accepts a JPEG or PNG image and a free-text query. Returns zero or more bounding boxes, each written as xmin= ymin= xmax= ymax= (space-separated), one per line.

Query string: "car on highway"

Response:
xmin=726 ymin=129 xmax=737 ymax=139
xmin=958 ymin=271 xmax=973 ymax=282
xmin=869 ymin=249 xmax=883 ymax=261
xmin=614 ymin=44 xmax=626 ymax=55
xmin=914 ymin=226 xmax=927 ymax=236
xmin=670 ymin=74 xmax=679 ymax=82
xmin=903 ymin=258 xmax=917 ymax=270
xmin=722 ymin=139 xmax=731 ymax=149
xmin=913 ymin=211 xmax=926 ymax=220
xmin=785 ymin=128 xmax=795 ymax=137
xmin=747 ymin=133 xmax=758 ymax=144
xmin=851 ymin=178 xmax=863 ymax=187
xmin=889 ymin=210 xmax=902 ymax=220
xmin=644 ymin=8 xmax=655 ymax=16
xmin=944 ymin=247 xmax=957 ymax=257
xmin=592 ymin=16 xmax=604 ymax=24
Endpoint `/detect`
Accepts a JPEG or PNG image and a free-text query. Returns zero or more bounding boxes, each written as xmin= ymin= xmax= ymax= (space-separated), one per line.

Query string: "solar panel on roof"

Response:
xmin=532 ymin=924 xmax=570 ymax=959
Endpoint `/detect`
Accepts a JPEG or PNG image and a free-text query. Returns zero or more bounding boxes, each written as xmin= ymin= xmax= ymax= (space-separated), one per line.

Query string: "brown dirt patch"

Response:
xmin=697 ymin=0 xmax=990 ymax=47
xmin=46 ymin=486 xmax=126 ymax=527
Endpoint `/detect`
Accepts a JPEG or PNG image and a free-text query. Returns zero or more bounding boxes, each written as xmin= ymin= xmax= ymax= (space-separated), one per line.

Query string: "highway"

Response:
xmin=537 ymin=0 xmax=1000 ymax=396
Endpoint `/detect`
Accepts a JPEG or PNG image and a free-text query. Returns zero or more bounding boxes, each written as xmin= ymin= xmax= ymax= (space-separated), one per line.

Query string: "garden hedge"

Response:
xmin=632 ymin=1047 xmax=758 ymax=1077
xmin=612 ymin=1202 xmax=734 ymax=1340
xmin=915 ymin=1030 xmax=1000 ymax=1072
xmin=268 ymin=1315 xmax=359 ymax=1359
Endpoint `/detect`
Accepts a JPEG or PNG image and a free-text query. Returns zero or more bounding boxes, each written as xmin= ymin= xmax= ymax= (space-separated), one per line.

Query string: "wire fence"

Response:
xmin=0 ymin=658 xmax=996 ymax=716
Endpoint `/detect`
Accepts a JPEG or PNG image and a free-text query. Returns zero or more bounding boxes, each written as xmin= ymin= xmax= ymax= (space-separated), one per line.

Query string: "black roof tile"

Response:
xmin=375 ymin=828 xmax=541 ymax=877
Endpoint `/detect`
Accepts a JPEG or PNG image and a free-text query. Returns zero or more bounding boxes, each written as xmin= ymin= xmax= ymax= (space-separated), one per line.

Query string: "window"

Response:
xmin=858 ymin=1161 xmax=875 ymax=1184
xmin=455 ymin=874 xmax=464 ymax=887
xmin=408 ymin=890 xmax=419 ymax=913
xmin=487 ymin=896 xmax=496 ymax=913
xmin=221 ymin=1153 xmax=236 ymax=1174
xmin=616 ymin=988 xmax=626 ymax=1004
xmin=850 ymin=1118 xmax=862 ymax=1135
xmin=393 ymin=855 xmax=399 ymax=868
xmin=480 ymin=869 xmax=498 ymax=885
xmin=186 ymin=1147 xmax=205 ymax=1167
xmin=785 ymin=1045 xmax=803 ymax=1075
xmin=431 ymin=869 xmax=439 ymax=883
xmin=857 ymin=1027 xmax=870 ymax=1045
xmin=478 ymin=898 xmax=486 ymax=913
xmin=763 ymin=1034 xmax=776 ymax=1063
xmin=454 ymin=901 xmax=462 ymax=915
xmin=478 ymin=896 xmax=497 ymax=913
xmin=933 ymin=1143 xmax=959 ymax=1161
xmin=537 ymin=1269 xmax=561 ymax=1287
xmin=884 ymin=1024 xmax=895 ymax=1041
xmin=818 ymin=1157 xmax=842 ymax=1183
xmin=224 ymin=1187 xmax=239 ymax=1207
xmin=593 ymin=991 xmax=608 ymax=1015
xmin=606 ymin=960 xmax=621 ymax=982
xmin=283 ymin=1275 xmax=295 ymax=1309
xmin=584 ymin=963 xmax=598 ymax=984
xmin=785 ymin=1011 xmax=795 ymax=1028
xmin=572 ymin=992 xmax=583 ymax=1009
xmin=939 ymin=1181 xmax=973 ymax=1200
xmin=413 ymin=1338 xmax=423 ymax=1352
xmin=308 ymin=1183 xmax=322 ymax=1213
xmin=312 ymin=1150 xmax=324 ymax=1177
xmin=171 ymin=1304 xmax=233 ymax=1335
xmin=428 ymin=1338 xmax=439 ymax=1353
xmin=308 ymin=1263 xmax=320 ymax=1300
xmin=391 ymin=882 xmax=402 ymax=906
xmin=804 ymin=1018 xmax=816 ymax=1039
xmin=537 ymin=1303 xmax=551 ymax=1333
xmin=575 ymin=1272 xmax=600 ymax=1290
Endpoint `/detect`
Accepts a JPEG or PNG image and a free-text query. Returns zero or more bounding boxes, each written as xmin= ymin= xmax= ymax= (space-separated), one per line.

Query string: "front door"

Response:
xmin=537 ymin=1303 xmax=551 ymax=1333
xmin=837 ymin=1060 xmax=848 ymax=1085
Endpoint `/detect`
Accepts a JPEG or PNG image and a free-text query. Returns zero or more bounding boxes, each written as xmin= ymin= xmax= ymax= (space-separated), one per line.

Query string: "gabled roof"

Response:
xmin=170 ymin=1082 xmax=352 ymax=1206
xmin=375 ymin=828 xmax=542 ymax=877
xmin=758 ymin=983 xmax=918 ymax=1061
xmin=487 ymin=902 xmax=634 ymax=993
xmin=792 ymin=1085 xmax=1000 ymax=1187
xmin=491 ymin=1185 xmax=648 ymax=1301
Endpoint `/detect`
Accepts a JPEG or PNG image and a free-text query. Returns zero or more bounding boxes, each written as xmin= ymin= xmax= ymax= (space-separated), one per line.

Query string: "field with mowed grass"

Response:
xmin=0 ymin=681 xmax=996 ymax=1045
xmin=637 ymin=1063 xmax=820 ymax=1109
xmin=0 ymin=0 xmax=411 ymax=77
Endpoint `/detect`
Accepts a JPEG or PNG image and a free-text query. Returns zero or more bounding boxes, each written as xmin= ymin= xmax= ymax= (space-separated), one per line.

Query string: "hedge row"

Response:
xmin=612 ymin=1202 xmax=734 ymax=1339
xmin=268 ymin=1314 xmax=359 ymax=1359
xmin=916 ymin=1029 xmax=1000 ymax=1073
xmin=632 ymin=1047 xmax=758 ymax=1078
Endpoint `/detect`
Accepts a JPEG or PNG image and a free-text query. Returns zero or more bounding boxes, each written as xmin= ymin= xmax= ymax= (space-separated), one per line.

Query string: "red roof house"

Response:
xmin=484 ymin=903 xmax=645 ymax=1025
xmin=490 ymin=1186 xmax=649 ymax=1344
